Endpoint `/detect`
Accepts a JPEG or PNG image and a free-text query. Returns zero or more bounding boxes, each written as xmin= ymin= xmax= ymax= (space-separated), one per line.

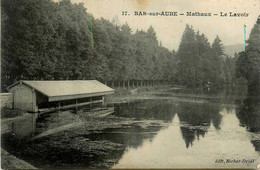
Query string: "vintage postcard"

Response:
xmin=1 ymin=0 xmax=260 ymax=169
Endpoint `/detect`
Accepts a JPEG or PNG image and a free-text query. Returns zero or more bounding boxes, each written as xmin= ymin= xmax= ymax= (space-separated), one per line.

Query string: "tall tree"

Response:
xmin=176 ymin=25 xmax=200 ymax=87
xmin=235 ymin=18 xmax=260 ymax=94
xmin=196 ymin=32 xmax=211 ymax=86
xmin=2 ymin=0 xmax=59 ymax=83
xmin=211 ymin=36 xmax=225 ymax=87
xmin=119 ymin=23 xmax=136 ymax=82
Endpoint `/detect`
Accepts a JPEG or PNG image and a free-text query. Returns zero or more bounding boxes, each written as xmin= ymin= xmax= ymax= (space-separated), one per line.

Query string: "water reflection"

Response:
xmin=113 ymin=99 xmax=177 ymax=121
xmin=2 ymin=87 xmax=260 ymax=169
xmin=235 ymin=95 xmax=260 ymax=153
xmin=113 ymin=99 xmax=225 ymax=149
xmin=235 ymin=96 xmax=260 ymax=132
xmin=114 ymin=108 xmax=260 ymax=169
xmin=177 ymin=102 xmax=222 ymax=148
xmin=1 ymin=113 xmax=37 ymax=139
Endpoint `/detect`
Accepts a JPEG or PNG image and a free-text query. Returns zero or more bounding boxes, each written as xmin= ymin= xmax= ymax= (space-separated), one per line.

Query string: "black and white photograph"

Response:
xmin=1 ymin=0 xmax=260 ymax=169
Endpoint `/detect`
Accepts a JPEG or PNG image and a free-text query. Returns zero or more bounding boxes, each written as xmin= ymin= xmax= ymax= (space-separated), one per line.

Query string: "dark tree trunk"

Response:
xmin=123 ymin=81 xmax=125 ymax=88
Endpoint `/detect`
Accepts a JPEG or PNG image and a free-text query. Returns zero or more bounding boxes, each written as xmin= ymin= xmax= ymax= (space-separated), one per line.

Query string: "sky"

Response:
xmin=70 ymin=0 xmax=259 ymax=51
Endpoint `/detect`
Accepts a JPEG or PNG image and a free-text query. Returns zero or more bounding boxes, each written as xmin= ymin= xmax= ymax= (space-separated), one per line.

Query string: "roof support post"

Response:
xmin=75 ymin=99 xmax=78 ymax=111
xmin=90 ymin=97 xmax=92 ymax=108
xmin=102 ymin=96 xmax=105 ymax=107
xmin=58 ymin=101 xmax=61 ymax=113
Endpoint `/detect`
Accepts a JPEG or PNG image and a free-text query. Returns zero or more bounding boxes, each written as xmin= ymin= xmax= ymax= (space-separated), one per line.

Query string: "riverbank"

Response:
xmin=105 ymin=85 xmax=226 ymax=105
xmin=106 ymin=85 xmax=168 ymax=104
xmin=1 ymin=148 xmax=36 ymax=169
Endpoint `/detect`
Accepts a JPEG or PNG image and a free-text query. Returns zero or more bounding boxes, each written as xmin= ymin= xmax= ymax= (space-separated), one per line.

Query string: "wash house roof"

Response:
xmin=8 ymin=80 xmax=114 ymax=102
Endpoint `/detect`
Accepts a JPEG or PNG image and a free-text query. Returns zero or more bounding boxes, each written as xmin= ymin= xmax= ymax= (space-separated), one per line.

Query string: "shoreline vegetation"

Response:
xmin=106 ymin=85 xmax=164 ymax=103
xmin=2 ymin=0 xmax=259 ymax=95
xmin=0 ymin=82 xmax=255 ymax=123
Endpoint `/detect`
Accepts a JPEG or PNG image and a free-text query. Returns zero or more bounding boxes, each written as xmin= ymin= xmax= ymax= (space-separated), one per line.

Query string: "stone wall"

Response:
xmin=0 ymin=93 xmax=13 ymax=108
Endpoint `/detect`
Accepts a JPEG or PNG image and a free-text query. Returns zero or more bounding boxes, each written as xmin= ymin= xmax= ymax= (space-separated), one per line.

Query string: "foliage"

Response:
xmin=2 ymin=0 xmax=253 ymax=92
xmin=235 ymin=19 xmax=260 ymax=95
xmin=175 ymin=25 xmax=235 ymax=88
xmin=1 ymin=0 xmax=175 ymax=91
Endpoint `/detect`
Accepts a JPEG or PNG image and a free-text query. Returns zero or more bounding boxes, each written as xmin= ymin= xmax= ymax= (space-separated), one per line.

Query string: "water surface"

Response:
xmin=1 ymin=87 xmax=260 ymax=168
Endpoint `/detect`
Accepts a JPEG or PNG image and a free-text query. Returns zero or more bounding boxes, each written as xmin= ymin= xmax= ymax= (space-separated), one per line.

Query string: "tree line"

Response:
xmin=1 ymin=0 xmax=175 ymax=91
xmin=1 ymin=0 xmax=259 ymax=94
xmin=235 ymin=18 xmax=260 ymax=95
xmin=175 ymin=25 xmax=236 ymax=88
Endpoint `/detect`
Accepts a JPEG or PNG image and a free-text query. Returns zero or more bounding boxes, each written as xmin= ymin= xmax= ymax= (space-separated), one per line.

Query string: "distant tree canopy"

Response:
xmin=1 ymin=0 xmax=175 ymax=90
xmin=175 ymin=25 xmax=235 ymax=88
xmin=1 ymin=0 xmax=257 ymax=93
xmin=235 ymin=19 xmax=260 ymax=94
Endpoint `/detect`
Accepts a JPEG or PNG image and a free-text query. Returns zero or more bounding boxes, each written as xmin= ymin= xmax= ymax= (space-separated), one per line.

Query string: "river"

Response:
xmin=1 ymin=86 xmax=260 ymax=168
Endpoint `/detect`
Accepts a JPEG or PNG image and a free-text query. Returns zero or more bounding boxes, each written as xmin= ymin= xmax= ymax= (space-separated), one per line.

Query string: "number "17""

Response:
xmin=122 ymin=11 xmax=128 ymax=16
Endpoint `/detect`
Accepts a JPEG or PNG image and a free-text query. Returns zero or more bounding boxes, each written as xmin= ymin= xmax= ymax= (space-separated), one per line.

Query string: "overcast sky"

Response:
xmin=70 ymin=0 xmax=259 ymax=51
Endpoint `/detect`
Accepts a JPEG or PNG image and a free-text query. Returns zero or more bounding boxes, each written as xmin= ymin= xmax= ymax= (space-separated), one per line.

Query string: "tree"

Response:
xmin=1 ymin=0 xmax=177 ymax=90
xmin=176 ymin=25 xmax=200 ymax=87
xmin=211 ymin=36 xmax=225 ymax=87
xmin=2 ymin=0 xmax=59 ymax=83
xmin=118 ymin=23 xmax=136 ymax=82
xmin=235 ymin=18 xmax=260 ymax=94
xmin=196 ymin=32 xmax=211 ymax=86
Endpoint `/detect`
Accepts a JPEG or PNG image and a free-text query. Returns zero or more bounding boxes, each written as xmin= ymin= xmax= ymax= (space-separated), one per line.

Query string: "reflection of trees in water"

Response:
xmin=177 ymin=102 xmax=222 ymax=148
xmin=114 ymin=98 xmax=223 ymax=149
xmin=235 ymin=95 xmax=260 ymax=152
xmin=179 ymin=127 xmax=207 ymax=148
xmin=235 ymin=96 xmax=260 ymax=132
xmin=251 ymin=140 xmax=260 ymax=152
xmin=218 ymin=85 xmax=245 ymax=113
xmin=114 ymin=99 xmax=177 ymax=121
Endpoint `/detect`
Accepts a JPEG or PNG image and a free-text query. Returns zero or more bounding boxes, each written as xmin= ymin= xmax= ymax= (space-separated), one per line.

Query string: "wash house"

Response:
xmin=7 ymin=80 xmax=114 ymax=113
